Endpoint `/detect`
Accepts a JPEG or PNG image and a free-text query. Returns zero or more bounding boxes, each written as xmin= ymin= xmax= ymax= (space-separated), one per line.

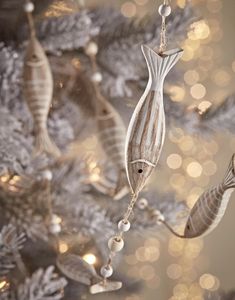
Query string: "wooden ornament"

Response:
xmin=95 ymin=93 xmax=128 ymax=200
xmin=162 ymin=154 xmax=235 ymax=239
xmin=56 ymin=254 xmax=100 ymax=285
xmin=90 ymin=280 xmax=122 ymax=294
xmin=23 ymin=35 xmax=61 ymax=158
xmin=125 ymin=45 xmax=183 ymax=195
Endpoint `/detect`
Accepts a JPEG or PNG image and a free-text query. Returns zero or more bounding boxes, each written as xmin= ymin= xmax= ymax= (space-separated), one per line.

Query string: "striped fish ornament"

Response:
xmin=96 ymin=93 xmax=128 ymax=200
xmin=162 ymin=154 xmax=235 ymax=239
xmin=125 ymin=45 xmax=183 ymax=195
xmin=23 ymin=35 xmax=61 ymax=158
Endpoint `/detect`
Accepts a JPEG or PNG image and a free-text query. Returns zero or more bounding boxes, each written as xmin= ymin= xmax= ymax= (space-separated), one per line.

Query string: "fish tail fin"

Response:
xmin=113 ymin=170 xmax=129 ymax=200
xmin=141 ymin=45 xmax=183 ymax=86
xmin=34 ymin=128 xmax=61 ymax=158
xmin=223 ymin=154 xmax=235 ymax=189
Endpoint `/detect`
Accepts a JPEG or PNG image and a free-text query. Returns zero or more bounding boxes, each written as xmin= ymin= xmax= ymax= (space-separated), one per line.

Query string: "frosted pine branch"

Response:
xmin=16 ymin=266 xmax=67 ymax=300
xmin=0 ymin=224 xmax=26 ymax=276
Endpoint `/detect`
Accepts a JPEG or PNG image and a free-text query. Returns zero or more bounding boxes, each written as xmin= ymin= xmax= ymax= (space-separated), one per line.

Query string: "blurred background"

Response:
xmin=1 ymin=0 xmax=235 ymax=299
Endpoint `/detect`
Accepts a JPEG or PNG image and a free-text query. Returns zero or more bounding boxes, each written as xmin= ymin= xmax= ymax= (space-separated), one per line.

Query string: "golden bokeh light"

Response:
xmin=199 ymin=273 xmax=217 ymax=290
xmin=190 ymin=84 xmax=206 ymax=100
xmin=197 ymin=100 xmax=212 ymax=114
xmin=59 ymin=241 xmax=69 ymax=253
xmin=184 ymin=70 xmax=199 ymax=85
xmin=121 ymin=2 xmax=137 ymax=18
xmin=167 ymin=154 xmax=183 ymax=170
xmin=169 ymin=86 xmax=186 ymax=102
xmin=83 ymin=253 xmax=97 ymax=265
xmin=167 ymin=264 xmax=183 ymax=280
xmin=186 ymin=162 xmax=203 ymax=178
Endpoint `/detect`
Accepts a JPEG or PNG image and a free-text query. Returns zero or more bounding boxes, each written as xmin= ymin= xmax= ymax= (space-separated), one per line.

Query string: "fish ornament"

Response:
xmin=85 ymin=41 xmax=129 ymax=200
xmin=95 ymin=91 xmax=129 ymax=200
xmin=161 ymin=154 xmax=235 ymax=239
xmin=23 ymin=1 xmax=61 ymax=158
xmin=125 ymin=45 xmax=183 ymax=195
xmin=57 ymin=254 xmax=122 ymax=294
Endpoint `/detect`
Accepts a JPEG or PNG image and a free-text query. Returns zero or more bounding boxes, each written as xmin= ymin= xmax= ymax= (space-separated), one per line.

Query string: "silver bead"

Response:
xmin=108 ymin=236 xmax=124 ymax=252
xmin=118 ymin=219 xmax=131 ymax=232
xmin=100 ymin=265 xmax=113 ymax=278
xmin=158 ymin=4 xmax=171 ymax=17
xmin=85 ymin=42 xmax=98 ymax=56
xmin=24 ymin=2 xmax=35 ymax=13
xmin=91 ymin=72 xmax=103 ymax=83
xmin=137 ymin=198 xmax=148 ymax=210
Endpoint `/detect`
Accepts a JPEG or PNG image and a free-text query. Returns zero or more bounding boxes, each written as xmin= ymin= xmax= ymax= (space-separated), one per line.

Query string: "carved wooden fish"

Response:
xmin=57 ymin=253 xmax=122 ymax=294
xmin=23 ymin=35 xmax=61 ymax=158
xmin=95 ymin=92 xmax=128 ymax=200
xmin=56 ymin=254 xmax=100 ymax=286
xmin=162 ymin=154 xmax=235 ymax=239
xmin=125 ymin=45 xmax=183 ymax=195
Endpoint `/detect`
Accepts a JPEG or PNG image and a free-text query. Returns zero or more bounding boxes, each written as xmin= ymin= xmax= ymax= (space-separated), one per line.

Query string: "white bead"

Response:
xmin=108 ymin=236 xmax=124 ymax=252
xmin=41 ymin=170 xmax=53 ymax=181
xmin=100 ymin=265 xmax=113 ymax=278
xmin=91 ymin=72 xmax=103 ymax=83
xmin=118 ymin=220 xmax=131 ymax=232
xmin=137 ymin=198 xmax=148 ymax=210
xmin=156 ymin=212 xmax=165 ymax=225
xmin=49 ymin=223 xmax=61 ymax=234
xmin=85 ymin=42 xmax=98 ymax=56
xmin=158 ymin=4 xmax=171 ymax=17
xmin=24 ymin=2 xmax=35 ymax=13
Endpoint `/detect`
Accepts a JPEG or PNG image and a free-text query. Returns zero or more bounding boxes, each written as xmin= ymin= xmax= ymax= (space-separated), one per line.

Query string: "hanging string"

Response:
xmin=24 ymin=0 xmax=36 ymax=37
xmin=158 ymin=0 xmax=171 ymax=54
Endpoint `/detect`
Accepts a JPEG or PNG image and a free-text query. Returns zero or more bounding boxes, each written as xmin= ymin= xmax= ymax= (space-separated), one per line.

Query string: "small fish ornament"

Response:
xmin=125 ymin=45 xmax=183 ymax=195
xmin=23 ymin=1 xmax=61 ymax=158
xmin=161 ymin=154 xmax=235 ymax=239
xmin=57 ymin=254 xmax=122 ymax=294
xmin=94 ymin=85 xmax=128 ymax=200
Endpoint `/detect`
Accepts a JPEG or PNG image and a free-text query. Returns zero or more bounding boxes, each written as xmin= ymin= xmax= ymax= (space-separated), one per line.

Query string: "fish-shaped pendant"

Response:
xmin=125 ymin=45 xmax=183 ymax=195
xmin=23 ymin=35 xmax=61 ymax=158
xmin=57 ymin=253 xmax=122 ymax=294
xmin=162 ymin=154 xmax=235 ymax=239
xmin=95 ymin=92 xmax=128 ymax=200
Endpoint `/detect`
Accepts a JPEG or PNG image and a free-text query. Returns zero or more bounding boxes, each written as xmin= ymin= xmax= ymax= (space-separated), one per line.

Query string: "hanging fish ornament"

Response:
xmin=23 ymin=2 xmax=61 ymax=158
xmin=95 ymin=92 xmax=128 ymax=200
xmin=57 ymin=254 xmax=122 ymax=294
xmin=85 ymin=41 xmax=129 ymax=200
xmin=161 ymin=154 xmax=235 ymax=239
xmin=125 ymin=45 xmax=183 ymax=195
xmin=125 ymin=2 xmax=183 ymax=195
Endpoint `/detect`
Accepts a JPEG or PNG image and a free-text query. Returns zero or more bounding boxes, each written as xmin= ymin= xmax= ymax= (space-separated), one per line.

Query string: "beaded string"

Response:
xmin=24 ymin=0 xmax=36 ymax=37
xmin=158 ymin=0 xmax=171 ymax=54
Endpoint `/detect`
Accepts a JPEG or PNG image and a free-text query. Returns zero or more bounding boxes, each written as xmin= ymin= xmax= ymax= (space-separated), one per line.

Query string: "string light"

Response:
xmin=82 ymin=253 xmax=97 ymax=265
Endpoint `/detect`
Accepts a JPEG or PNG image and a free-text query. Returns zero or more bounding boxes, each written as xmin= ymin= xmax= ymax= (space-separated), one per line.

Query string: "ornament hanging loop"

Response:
xmin=24 ymin=0 xmax=36 ymax=37
xmin=158 ymin=0 xmax=171 ymax=53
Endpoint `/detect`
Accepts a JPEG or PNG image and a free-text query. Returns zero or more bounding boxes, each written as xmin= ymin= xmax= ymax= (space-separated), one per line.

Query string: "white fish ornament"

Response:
xmin=162 ymin=154 xmax=235 ymax=239
xmin=95 ymin=92 xmax=129 ymax=200
xmin=125 ymin=45 xmax=183 ymax=195
xmin=23 ymin=4 xmax=60 ymax=158
xmin=57 ymin=254 xmax=122 ymax=294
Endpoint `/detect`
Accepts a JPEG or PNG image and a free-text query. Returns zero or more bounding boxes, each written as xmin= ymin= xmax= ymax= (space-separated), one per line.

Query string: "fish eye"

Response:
xmin=187 ymin=225 xmax=190 ymax=230
xmin=32 ymin=54 xmax=38 ymax=60
xmin=138 ymin=169 xmax=143 ymax=174
xmin=102 ymin=109 xmax=107 ymax=114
